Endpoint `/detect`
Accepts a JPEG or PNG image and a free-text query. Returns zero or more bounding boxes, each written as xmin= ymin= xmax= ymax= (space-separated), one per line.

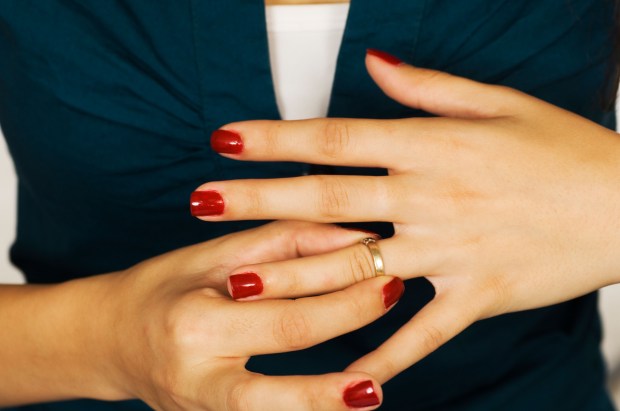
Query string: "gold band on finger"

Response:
xmin=361 ymin=237 xmax=385 ymax=276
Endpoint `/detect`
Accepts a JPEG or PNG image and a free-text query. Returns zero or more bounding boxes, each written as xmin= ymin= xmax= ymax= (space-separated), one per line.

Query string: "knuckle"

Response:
xmin=159 ymin=372 xmax=188 ymax=410
xmin=316 ymin=119 xmax=352 ymax=159
xmin=303 ymin=391 xmax=323 ymax=411
xmin=421 ymin=68 xmax=446 ymax=83
xmin=377 ymin=354 xmax=400 ymax=381
xmin=162 ymin=295 xmax=217 ymax=354
xmin=241 ymin=183 xmax=264 ymax=217
xmin=284 ymin=267 xmax=302 ymax=295
xmin=441 ymin=133 xmax=470 ymax=154
xmin=295 ymin=377 xmax=332 ymax=411
xmin=341 ymin=292 xmax=369 ymax=325
xmin=482 ymin=275 xmax=512 ymax=316
xmin=419 ymin=324 xmax=446 ymax=355
xmin=164 ymin=299 xmax=198 ymax=349
xmin=345 ymin=245 xmax=378 ymax=283
xmin=263 ymin=122 xmax=283 ymax=156
xmin=273 ymin=305 xmax=313 ymax=351
xmin=417 ymin=70 xmax=446 ymax=100
xmin=443 ymin=179 xmax=481 ymax=215
xmin=146 ymin=331 xmax=195 ymax=408
xmin=226 ymin=379 xmax=252 ymax=411
xmin=313 ymin=175 xmax=350 ymax=219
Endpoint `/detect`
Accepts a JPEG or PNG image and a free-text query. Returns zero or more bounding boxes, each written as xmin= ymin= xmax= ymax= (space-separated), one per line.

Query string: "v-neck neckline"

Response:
xmin=189 ymin=0 xmax=427 ymax=129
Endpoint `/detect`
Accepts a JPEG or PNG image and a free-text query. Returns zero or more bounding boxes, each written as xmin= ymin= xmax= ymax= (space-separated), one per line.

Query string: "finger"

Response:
xmin=227 ymin=237 xmax=437 ymax=301
xmin=192 ymin=175 xmax=395 ymax=222
xmin=205 ymin=369 xmax=383 ymax=411
xmin=366 ymin=49 xmax=525 ymax=119
xmin=209 ymin=115 xmax=468 ymax=168
xmin=172 ymin=221 xmax=379 ymax=278
xmin=345 ymin=291 xmax=479 ymax=384
xmin=219 ymin=275 xmax=404 ymax=356
xmin=211 ymin=220 xmax=382 ymax=263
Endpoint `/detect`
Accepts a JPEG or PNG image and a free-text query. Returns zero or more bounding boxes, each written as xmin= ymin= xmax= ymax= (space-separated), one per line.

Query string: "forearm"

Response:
xmin=0 ymin=274 xmax=126 ymax=406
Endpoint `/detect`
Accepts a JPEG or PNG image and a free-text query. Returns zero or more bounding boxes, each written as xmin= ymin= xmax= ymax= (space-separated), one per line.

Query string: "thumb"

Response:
xmin=365 ymin=49 xmax=519 ymax=119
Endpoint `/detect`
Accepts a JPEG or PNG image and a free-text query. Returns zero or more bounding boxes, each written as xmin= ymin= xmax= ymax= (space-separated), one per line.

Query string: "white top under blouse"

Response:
xmin=265 ymin=3 xmax=350 ymax=120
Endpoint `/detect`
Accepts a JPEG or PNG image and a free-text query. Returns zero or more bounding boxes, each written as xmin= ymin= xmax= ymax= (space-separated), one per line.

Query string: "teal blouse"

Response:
xmin=0 ymin=1 xmax=617 ymax=410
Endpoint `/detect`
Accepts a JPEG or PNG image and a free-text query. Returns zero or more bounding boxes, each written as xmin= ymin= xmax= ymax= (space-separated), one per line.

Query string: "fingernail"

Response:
xmin=190 ymin=190 xmax=225 ymax=216
xmin=229 ymin=272 xmax=263 ymax=299
xmin=366 ymin=49 xmax=403 ymax=66
xmin=343 ymin=380 xmax=380 ymax=408
xmin=211 ymin=129 xmax=244 ymax=154
xmin=346 ymin=227 xmax=382 ymax=240
xmin=383 ymin=277 xmax=405 ymax=310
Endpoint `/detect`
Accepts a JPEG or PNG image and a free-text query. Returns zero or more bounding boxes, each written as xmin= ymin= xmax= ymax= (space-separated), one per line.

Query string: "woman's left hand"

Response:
xmin=191 ymin=50 xmax=620 ymax=383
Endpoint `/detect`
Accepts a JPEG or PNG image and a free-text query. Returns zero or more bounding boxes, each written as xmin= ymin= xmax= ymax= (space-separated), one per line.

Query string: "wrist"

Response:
xmin=55 ymin=272 xmax=133 ymax=401
xmin=589 ymin=129 xmax=620 ymax=286
xmin=608 ymin=137 xmax=620 ymax=285
xmin=0 ymin=273 xmax=132 ymax=406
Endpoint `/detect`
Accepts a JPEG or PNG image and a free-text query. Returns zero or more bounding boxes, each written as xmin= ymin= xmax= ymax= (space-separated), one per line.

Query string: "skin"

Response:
xmin=195 ymin=52 xmax=620 ymax=383
xmin=2 ymin=0 xmax=616 ymax=407
xmin=0 ymin=221 xmax=397 ymax=410
xmin=2 ymin=1 xmax=390 ymax=409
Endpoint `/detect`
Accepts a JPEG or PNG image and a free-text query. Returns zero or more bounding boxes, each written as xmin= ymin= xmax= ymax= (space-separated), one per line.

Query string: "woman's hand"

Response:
xmin=0 ymin=221 xmax=403 ymax=410
xmin=108 ymin=221 xmax=407 ymax=411
xmin=191 ymin=50 xmax=620 ymax=384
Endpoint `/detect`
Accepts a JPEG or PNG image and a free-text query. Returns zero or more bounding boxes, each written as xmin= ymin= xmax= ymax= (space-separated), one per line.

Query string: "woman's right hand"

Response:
xmin=99 ymin=221 xmax=402 ymax=411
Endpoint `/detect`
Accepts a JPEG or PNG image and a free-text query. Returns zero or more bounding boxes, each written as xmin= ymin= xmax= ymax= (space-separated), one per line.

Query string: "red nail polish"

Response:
xmin=211 ymin=129 xmax=244 ymax=154
xmin=382 ymin=278 xmax=405 ymax=309
xmin=190 ymin=190 xmax=225 ymax=217
xmin=343 ymin=380 xmax=380 ymax=408
xmin=229 ymin=273 xmax=263 ymax=299
xmin=366 ymin=49 xmax=403 ymax=66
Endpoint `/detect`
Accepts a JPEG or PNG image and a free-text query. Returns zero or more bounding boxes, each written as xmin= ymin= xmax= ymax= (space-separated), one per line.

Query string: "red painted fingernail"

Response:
xmin=229 ymin=272 xmax=263 ymax=299
xmin=343 ymin=380 xmax=380 ymax=408
xmin=346 ymin=228 xmax=382 ymax=240
xmin=382 ymin=277 xmax=405 ymax=310
xmin=190 ymin=190 xmax=225 ymax=216
xmin=211 ymin=129 xmax=244 ymax=154
xmin=366 ymin=49 xmax=403 ymax=66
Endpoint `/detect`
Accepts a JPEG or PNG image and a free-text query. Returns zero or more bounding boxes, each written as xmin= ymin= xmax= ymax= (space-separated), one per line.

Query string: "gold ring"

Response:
xmin=361 ymin=237 xmax=385 ymax=276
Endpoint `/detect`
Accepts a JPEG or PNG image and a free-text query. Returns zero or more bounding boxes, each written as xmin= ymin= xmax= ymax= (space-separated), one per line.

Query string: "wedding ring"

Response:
xmin=361 ymin=237 xmax=385 ymax=276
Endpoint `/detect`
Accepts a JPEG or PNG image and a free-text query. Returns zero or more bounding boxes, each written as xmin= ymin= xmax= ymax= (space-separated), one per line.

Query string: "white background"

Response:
xmin=1 ymin=111 xmax=620 ymax=403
